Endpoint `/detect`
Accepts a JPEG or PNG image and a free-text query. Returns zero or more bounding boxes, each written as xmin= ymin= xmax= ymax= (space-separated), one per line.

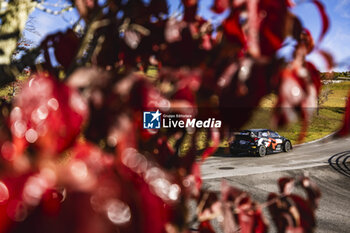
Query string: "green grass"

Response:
xmin=322 ymin=82 xmax=350 ymax=108
xmin=243 ymin=81 xmax=350 ymax=145
xmin=0 ymin=85 xmax=14 ymax=98
xmin=0 ymin=74 xmax=28 ymax=100
xmin=189 ymin=81 xmax=350 ymax=152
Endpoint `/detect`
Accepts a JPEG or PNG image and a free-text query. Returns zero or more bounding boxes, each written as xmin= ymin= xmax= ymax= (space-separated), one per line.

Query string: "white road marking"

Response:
xmin=202 ymin=162 xmax=328 ymax=180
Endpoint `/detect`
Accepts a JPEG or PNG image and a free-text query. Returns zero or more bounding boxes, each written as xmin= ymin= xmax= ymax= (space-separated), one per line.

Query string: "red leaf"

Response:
xmin=117 ymin=150 xmax=182 ymax=233
xmin=148 ymin=0 xmax=168 ymax=16
xmin=300 ymin=177 xmax=321 ymax=210
xmin=290 ymin=194 xmax=317 ymax=231
xmin=253 ymin=208 xmax=269 ymax=233
xmin=310 ymin=0 xmax=329 ymax=44
xmin=200 ymin=129 xmax=220 ymax=161
xmin=75 ymin=0 xmax=97 ymax=19
xmin=182 ymin=0 xmax=198 ymax=22
xmin=130 ymin=78 xmax=169 ymax=111
xmin=299 ymin=29 xmax=315 ymax=54
xmin=268 ymin=177 xmax=320 ymax=232
xmin=10 ymin=74 xmax=88 ymax=155
xmin=54 ymin=30 xmax=80 ymax=69
xmin=318 ymin=49 xmax=334 ymax=70
xmin=0 ymin=101 xmax=14 ymax=162
xmin=182 ymin=0 xmax=197 ymax=7
xmin=221 ymin=181 xmax=268 ymax=233
xmin=261 ymin=26 xmax=284 ymax=53
xmin=191 ymin=162 xmax=202 ymax=195
xmin=219 ymin=61 xmax=275 ymax=130
xmin=305 ymin=62 xmax=321 ymax=95
xmin=211 ymin=0 xmax=230 ymax=14
xmin=198 ymin=220 xmax=215 ymax=233
xmin=223 ymin=9 xmax=246 ymax=47
xmin=41 ymin=189 xmax=63 ymax=216
xmin=258 ymin=0 xmax=289 ymax=56
xmin=273 ymin=61 xmax=320 ymax=137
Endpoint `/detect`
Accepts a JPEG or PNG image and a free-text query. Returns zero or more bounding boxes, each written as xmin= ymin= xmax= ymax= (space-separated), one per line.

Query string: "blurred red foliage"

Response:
xmin=0 ymin=0 xmax=334 ymax=232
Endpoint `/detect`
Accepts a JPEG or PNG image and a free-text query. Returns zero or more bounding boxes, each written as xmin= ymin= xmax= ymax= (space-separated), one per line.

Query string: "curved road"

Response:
xmin=200 ymin=137 xmax=350 ymax=233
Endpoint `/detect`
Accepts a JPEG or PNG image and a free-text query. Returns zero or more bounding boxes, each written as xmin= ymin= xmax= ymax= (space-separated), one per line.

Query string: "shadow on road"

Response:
xmin=328 ymin=151 xmax=350 ymax=178
xmin=198 ymin=147 xmax=254 ymax=158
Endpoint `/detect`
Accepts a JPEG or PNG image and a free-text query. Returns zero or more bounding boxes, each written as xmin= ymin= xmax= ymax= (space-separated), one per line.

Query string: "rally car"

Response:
xmin=229 ymin=129 xmax=292 ymax=157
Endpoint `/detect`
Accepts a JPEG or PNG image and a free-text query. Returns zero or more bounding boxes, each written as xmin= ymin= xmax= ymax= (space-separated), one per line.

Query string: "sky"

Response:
xmin=292 ymin=0 xmax=350 ymax=72
xmin=25 ymin=0 xmax=350 ymax=72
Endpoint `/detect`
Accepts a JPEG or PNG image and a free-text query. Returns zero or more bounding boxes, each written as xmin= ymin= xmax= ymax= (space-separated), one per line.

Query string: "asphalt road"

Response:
xmin=200 ymin=137 xmax=350 ymax=233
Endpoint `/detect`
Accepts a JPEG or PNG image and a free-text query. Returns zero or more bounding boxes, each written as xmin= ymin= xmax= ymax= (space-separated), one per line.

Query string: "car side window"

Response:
xmin=261 ymin=132 xmax=268 ymax=137
xmin=269 ymin=131 xmax=279 ymax=138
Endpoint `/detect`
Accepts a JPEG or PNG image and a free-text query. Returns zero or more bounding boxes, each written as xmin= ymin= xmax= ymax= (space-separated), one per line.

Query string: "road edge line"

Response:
xmin=294 ymin=131 xmax=337 ymax=148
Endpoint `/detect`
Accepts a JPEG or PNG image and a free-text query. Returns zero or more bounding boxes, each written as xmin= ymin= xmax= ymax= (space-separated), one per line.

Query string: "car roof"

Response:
xmin=243 ymin=129 xmax=270 ymax=132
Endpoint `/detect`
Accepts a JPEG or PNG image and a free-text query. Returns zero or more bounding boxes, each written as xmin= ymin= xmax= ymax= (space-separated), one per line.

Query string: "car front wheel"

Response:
xmin=283 ymin=141 xmax=292 ymax=152
xmin=257 ymin=145 xmax=267 ymax=157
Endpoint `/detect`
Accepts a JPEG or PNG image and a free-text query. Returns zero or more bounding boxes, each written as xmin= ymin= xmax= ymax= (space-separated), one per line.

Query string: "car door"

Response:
xmin=268 ymin=131 xmax=283 ymax=151
xmin=259 ymin=131 xmax=272 ymax=149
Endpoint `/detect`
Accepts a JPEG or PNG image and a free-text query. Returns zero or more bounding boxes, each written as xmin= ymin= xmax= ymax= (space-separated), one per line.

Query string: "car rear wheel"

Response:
xmin=257 ymin=145 xmax=267 ymax=157
xmin=283 ymin=141 xmax=292 ymax=152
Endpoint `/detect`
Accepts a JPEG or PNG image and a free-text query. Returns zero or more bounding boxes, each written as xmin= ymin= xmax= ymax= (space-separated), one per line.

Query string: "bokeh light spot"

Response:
xmin=106 ymin=199 xmax=131 ymax=225
xmin=0 ymin=182 xmax=9 ymax=204
xmin=25 ymin=129 xmax=38 ymax=143
xmin=48 ymin=98 xmax=59 ymax=111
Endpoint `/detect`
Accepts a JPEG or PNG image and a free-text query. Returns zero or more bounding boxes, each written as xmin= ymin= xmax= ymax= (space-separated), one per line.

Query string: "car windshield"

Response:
xmin=239 ymin=130 xmax=280 ymax=138
xmin=257 ymin=131 xmax=280 ymax=138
